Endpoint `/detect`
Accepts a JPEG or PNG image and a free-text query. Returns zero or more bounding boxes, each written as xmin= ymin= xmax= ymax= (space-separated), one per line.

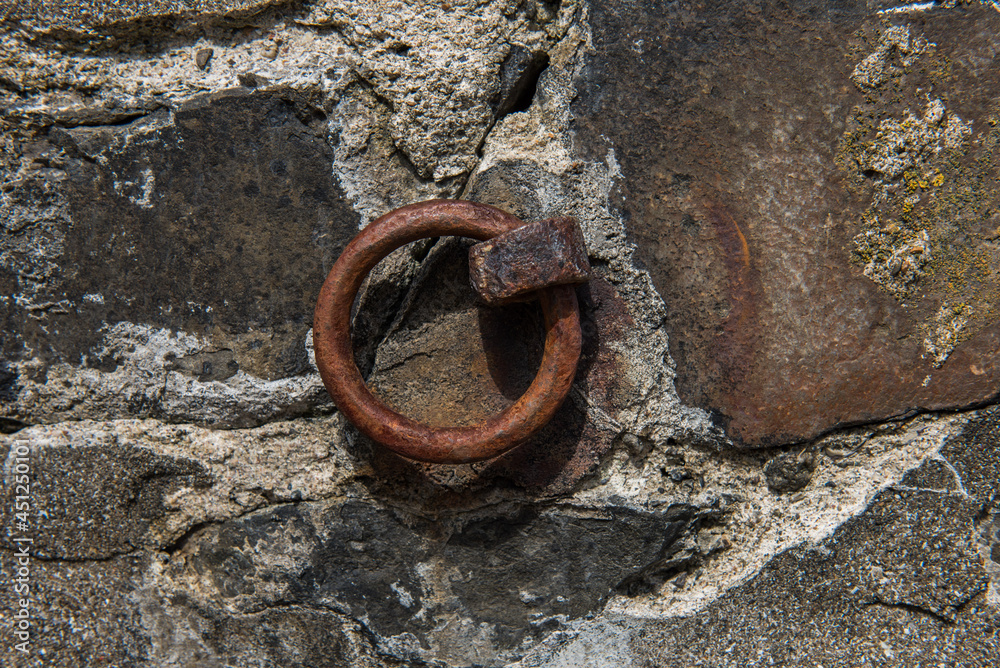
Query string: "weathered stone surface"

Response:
xmin=194 ymin=607 xmax=389 ymax=668
xmin=6 ymin=407 xmax=993 ymax=668
xmin=1 ymin=88 xmax=358 ymax=427
xmin=2 ymin=1 xmax=1000 ymax=667
xmin=0 ymin=418 xmax=358 ymax=554
xmin=571 ymin=0 xmax=1000 ymax=447
xmin=519 ymin=406 xmax=1000 ymax=667
xmin=0 ymin=438 xmax=210 ymax=560
xmin=631 ymin=492 xmax=996 ymax=666
xmin=159 ymin=498 xmax=711 ymax=666
xmin=3 ymin=406 xmax=995 ymax=666
xmin=0 ymin=0 xmax=285 ymax=35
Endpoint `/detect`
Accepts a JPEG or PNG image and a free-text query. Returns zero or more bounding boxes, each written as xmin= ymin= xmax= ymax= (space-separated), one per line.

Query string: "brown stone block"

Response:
xmin=572 ymin=0 xmax=1000 ymax=446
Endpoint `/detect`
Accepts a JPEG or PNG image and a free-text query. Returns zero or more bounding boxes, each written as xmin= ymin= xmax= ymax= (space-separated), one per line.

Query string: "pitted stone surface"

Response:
xmin=0 ymin=555 xmax=153 ymax=668
xmin=1 ymin=1 xmax=284 ymax=34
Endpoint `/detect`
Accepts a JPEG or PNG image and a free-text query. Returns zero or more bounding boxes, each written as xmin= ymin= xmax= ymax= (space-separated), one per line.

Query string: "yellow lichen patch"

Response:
xmin=838 ymin=22 xmax=1000 ymax=357
xmin=852 ymin=228 xmax=931 ymax=300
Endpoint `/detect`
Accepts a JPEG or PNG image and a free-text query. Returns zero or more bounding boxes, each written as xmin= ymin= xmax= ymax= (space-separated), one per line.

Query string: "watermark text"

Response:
xmin=6 ymin=442 xmax=32 ymax=655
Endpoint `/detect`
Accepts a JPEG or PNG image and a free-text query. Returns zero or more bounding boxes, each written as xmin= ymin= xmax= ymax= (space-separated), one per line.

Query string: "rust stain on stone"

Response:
xmin=486 ymin=278 xmax=636 ymax=492
xmin=705 ymin=203 xmax=763 ymax=398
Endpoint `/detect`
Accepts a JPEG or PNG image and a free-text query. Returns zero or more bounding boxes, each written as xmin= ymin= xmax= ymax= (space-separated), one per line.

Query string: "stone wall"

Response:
xmin=1 ymin=1 xmax=998 ymax=666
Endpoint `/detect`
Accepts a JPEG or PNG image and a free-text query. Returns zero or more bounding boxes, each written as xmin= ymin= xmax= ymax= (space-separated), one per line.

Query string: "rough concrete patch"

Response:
xmin=614 ymin=408 xmax=1000 ymax=668
xmin=586 ymin=413 xmax=973 ymax=619
xmin=328 ymin=85 xmax=460 ymax=227
xmin=1 ymin=0 xmax=574 ymax=191
xmin=505 ymin=408 xmax=1000 ymax=668
xmin=325 ymin=1 xmax=583 ymax=223
xmin=119 ymin=416 xmax=358 ymax=546
xmin=303 ymin=0 xmax=571 ymax=181
xmin=0 ymin=23 xmax=350 ymax=113
xmin=2 ymin=1 xmax=289 ymax=37
xmin=0 ymin=413 xmax=359 ymax=553
xmin=2 ymin=322 xmax=333 ymax=428
xmin=1 ymin=352 xmax=989 ymax=665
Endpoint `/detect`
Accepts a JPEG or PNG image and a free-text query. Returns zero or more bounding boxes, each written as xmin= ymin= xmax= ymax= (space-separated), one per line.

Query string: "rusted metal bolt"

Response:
xmin=312 ymin=200 xmax=589 ymax=464
xmin=469 ymin=216 xmax=591 ymax=305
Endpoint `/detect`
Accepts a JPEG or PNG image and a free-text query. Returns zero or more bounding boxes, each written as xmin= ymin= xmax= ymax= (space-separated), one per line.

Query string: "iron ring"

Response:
xmin=312 ymin=199 xmax=582 ymax=464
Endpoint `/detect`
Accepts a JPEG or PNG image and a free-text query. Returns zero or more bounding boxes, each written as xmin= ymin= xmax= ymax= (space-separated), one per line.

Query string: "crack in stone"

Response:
xmin=931 ymin=453 xmax=973 ymax=498
xmin=0 ymin=544 xmax=141 ymax=564
xmin=866 ymin=586 xmax=986 ymax=626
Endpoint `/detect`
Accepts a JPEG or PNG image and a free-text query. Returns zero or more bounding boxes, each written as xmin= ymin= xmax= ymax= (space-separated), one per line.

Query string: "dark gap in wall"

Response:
xmin=0 ymin=417 xmax=28 ymax=434
xmin=462 ymin=46 xmax=551 ymax=183
xmin=164 ymin=520 xmax=215 ymax=557
xmin=494 ymin=50 xmax=550 ymax=120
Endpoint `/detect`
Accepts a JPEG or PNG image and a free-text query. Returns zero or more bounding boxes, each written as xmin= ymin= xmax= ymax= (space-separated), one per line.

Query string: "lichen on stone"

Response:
xmin=850 ymin=25 xmax=930 ymax=95
xmin=857 ymin=99 xmax=972 ymax=181
xmin=920 ymin=302 xmax=974 ymax=367
xmin=853 ymin=225 xmax=931 ymax=299
xmin=838 ymin=21 xmax=999 ymax=362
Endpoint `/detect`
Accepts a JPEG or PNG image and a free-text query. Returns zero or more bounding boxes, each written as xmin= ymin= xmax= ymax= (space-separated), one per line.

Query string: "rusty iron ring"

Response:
xmin=313 ymin=199 xmax=583 ymax=465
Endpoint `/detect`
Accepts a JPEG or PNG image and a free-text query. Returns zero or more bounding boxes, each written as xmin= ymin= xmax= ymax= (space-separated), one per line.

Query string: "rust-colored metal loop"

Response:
xmin=313 ymin=200 xmax=583 ymax=464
